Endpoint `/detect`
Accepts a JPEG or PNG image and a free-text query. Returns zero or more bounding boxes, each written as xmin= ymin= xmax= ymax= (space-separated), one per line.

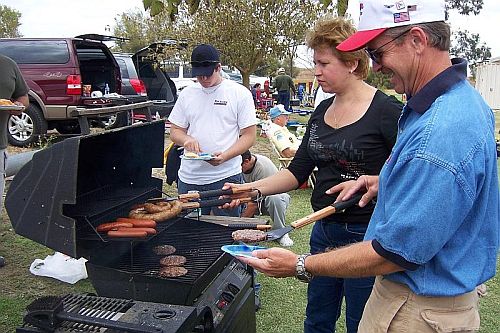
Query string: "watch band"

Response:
xmin=296 ymin=253 xmax=313 ymax=283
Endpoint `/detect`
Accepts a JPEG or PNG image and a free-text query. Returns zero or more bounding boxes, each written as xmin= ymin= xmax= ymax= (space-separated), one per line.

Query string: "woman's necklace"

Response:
xmin=331 ymin=101 xmax=346 ymax=128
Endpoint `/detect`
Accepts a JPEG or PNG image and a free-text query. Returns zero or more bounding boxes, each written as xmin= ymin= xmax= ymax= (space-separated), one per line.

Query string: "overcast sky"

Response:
xmin=4 ymin=0 xmax=500 ymax=67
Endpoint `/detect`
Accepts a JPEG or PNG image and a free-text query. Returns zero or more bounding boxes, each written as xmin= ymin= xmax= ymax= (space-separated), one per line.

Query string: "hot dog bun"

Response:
xmin=0 ymin=99 xmax=15 ymax=106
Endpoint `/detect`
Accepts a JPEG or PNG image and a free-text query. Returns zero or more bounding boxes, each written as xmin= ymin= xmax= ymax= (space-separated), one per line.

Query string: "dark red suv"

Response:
xmin=0 ymin=35 xmax=125 ymax=146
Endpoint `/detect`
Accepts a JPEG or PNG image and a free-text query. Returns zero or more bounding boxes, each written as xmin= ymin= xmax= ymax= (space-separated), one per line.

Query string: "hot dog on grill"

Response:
xmin=96 ymin=222 xmax=133 ymax=232
xmin=116 ymin=227 xmax=157 ymax=235
xmin=116 ymin=218 xmax=157 ymax=228
xmin=107 ymin=230 xmax=148 ymax=238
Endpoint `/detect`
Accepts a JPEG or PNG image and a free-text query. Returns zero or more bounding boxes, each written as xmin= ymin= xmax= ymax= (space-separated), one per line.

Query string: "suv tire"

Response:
xmin=8 ymin=104 xmax=48 ymax=147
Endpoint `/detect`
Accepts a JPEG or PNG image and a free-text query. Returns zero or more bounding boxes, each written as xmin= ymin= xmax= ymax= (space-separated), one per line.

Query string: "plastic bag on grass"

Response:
xmin=29 ymin=252 xmax=88 ymax=284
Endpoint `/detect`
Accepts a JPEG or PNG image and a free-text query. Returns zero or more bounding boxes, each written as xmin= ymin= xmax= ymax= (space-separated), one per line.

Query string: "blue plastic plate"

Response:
xmin=181 ymin=153 xmax=214 ymax=160
xmin=221 ymin=244 xmax=267 ymax=258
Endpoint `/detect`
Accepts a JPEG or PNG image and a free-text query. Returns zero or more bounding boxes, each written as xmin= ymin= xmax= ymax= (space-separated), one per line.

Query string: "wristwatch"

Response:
xmin=296 ymin=253 xmax=313 ymax=283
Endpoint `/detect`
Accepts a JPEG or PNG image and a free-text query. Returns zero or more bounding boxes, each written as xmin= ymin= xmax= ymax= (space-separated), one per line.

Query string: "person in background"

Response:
xmin=297 ymin=84 xmax=305 ymax=106
xmin=234 ymin=1 xmax=499 ymax=332
xmin=251 ymin=83 xmax=262 ymax=108
xmin=273 ymin=68 xmax=296 ymax=112
xmin=223 ymin=16 xmax=402 ymax=333
xmin=0 ymin=54 xmax=29 ymax=268
xmin=168 ymin=44 xmax=256 ymax=217
xmin=241 ymin=150 xmax=293 ymax=247
xmin=267 ymin=105 xmax=300 ymax=158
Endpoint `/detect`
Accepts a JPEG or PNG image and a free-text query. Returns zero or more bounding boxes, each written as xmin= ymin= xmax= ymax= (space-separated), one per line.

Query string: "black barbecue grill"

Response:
xmin=6 ymin=122 xmax=256 ymax=333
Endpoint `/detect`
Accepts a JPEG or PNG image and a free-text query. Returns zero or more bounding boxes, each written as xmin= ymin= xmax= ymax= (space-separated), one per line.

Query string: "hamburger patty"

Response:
xmin=153 ymin=245 xmax=176 ymax=256
xmin=159 ymin=266 xmax=188 ymax=278
xmin=232 ymin=229 xmax=267 ymax=243
xmin=160 ymin=255 xmax=187 ymax=266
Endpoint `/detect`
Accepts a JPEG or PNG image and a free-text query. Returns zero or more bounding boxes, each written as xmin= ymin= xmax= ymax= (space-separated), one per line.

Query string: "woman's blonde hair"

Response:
xmin=306 ymin=16 xmax=369 ymax=80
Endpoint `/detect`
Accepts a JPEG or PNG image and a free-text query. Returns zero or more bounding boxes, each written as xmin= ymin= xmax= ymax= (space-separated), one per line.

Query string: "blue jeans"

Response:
xmin=277 ymin=90 xmax=291 ymax=111
xmin=177 ymin=173 xmax=243 ymax=217
xmin=305 ymin=221 xmax=374 ymax=333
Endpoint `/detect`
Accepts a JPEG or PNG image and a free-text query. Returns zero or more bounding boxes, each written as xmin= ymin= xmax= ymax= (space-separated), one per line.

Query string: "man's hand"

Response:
xmin=207 ymin=151 xmax=225 ymax=166
xmin=183 ymin=137 xmax=201 ymax=153
xmin=238 ymin=247 xmax=298 ymax=278
xmin=327 ymin=176 xmax=379 ymax=208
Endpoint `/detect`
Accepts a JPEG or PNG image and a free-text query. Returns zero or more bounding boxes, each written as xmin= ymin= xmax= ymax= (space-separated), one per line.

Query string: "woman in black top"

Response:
xmin=224 ymin=17 xmax=402 ymax=333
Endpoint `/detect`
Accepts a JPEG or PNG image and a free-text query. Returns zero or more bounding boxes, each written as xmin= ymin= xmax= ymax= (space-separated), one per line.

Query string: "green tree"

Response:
xmin=172 ymin=0 xmax=323 ymax=88
xmin=0 ymin=5 xmax=22 ymax=38
xmin=450 ymin=30 xmax=491 ymax=77
xmin=143 ymin=0 xmax=484 ymax=20
xmin=113 ymin=10 xmax=176 ymax=53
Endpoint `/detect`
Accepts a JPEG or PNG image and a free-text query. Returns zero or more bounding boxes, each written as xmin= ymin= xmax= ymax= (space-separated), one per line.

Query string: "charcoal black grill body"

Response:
xmin=7 ymin=122 xmax=256 ymax=333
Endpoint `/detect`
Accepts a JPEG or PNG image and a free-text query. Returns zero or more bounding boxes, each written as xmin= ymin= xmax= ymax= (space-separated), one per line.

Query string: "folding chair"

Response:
xmin=269 ymin=140 xmax=316 ymax=189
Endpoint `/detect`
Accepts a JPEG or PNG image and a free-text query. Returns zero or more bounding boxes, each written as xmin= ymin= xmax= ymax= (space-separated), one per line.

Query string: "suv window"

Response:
xmin=115 ymin=57 xmax=130 ymax=79
xmin=76 ymin=48 xmax=109 ymax=61
xmin=0 ymin=40 xmax=70 ymax=64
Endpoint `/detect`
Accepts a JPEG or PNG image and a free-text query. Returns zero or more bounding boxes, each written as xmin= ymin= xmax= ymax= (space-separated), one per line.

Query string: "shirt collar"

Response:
xmin=407 ymin=58 xmax=468 ymax=114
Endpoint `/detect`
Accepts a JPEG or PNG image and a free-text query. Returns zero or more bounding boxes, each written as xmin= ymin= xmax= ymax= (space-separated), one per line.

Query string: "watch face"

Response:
xmin=297 ymin=273 xmax=311 ymax=282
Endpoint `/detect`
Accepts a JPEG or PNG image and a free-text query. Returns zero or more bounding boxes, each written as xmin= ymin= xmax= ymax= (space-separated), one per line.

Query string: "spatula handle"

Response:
xmin=291 ymin=194 xmax=363 ymax=228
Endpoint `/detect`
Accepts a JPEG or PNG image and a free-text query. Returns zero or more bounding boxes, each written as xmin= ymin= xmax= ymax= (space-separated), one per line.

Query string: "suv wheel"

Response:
xmin=99 ymin=112 xmax=130 ymax=129
xmin=8 ymin=104 xmax=48 ymax=147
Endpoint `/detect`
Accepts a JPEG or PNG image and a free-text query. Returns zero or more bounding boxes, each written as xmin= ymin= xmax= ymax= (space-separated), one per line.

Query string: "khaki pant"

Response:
xmin=359 ymin=276 xmax=480 ymax=333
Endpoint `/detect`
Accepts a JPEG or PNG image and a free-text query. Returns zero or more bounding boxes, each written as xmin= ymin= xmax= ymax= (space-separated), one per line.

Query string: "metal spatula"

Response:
xmin=266 ymin=194 xmax=363 ymax=241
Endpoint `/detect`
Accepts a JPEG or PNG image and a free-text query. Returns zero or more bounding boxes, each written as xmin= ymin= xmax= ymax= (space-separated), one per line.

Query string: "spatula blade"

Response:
xmin=266 ymin=226 xmax=293 ymax=241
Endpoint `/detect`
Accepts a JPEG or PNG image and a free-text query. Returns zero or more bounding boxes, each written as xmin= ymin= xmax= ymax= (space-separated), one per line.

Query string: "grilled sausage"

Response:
xmin=116 ymin=218 xmax=157 ymax=228
xmin=107 ymin=230 xmax=148 ymax=238
xmin=129 ymin=200 xmax=182 ymax=222
xmin=96 ymin=222 xmax=133 ymax=232
xmin=116 ymin=227 xmax=157 ymax=235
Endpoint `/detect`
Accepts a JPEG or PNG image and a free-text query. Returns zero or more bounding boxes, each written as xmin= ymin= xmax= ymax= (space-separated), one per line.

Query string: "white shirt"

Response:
xmin=168 ymin=79 xmax=256 ymax=184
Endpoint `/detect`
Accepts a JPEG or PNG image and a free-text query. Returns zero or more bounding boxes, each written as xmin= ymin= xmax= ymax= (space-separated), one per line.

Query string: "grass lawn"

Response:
xmin=1 ymin=112 xmax=499 ymax=332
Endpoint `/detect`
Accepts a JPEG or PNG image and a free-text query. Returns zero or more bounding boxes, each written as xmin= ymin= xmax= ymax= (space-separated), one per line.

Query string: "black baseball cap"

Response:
xmin=191 ymin=44 xmax=220 ymax=77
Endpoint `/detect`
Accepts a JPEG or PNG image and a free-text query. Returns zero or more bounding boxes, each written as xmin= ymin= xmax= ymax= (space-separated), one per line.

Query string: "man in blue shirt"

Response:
xmin=235 ymin=1 xmax=499 ymax=332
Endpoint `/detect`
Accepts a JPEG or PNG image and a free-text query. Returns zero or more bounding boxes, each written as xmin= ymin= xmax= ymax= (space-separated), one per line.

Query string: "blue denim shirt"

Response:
xmin=365 ymin=59 xmax=500 ymax=296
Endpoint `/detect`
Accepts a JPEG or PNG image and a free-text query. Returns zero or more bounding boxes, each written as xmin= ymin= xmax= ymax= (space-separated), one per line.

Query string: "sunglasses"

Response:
xmin=190 ymin=60 xmax=219 ymax=67
xmin=365 ymin=29 xmax=411 ymax=64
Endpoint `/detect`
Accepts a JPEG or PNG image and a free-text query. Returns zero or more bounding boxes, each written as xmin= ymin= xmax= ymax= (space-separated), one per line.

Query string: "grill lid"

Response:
xmin=5 ymin=121 xmax=165 ymax=258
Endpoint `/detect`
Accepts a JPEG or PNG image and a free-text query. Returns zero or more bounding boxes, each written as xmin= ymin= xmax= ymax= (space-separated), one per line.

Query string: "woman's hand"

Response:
xmin=219 ymin=182 xmax=258 ymax=209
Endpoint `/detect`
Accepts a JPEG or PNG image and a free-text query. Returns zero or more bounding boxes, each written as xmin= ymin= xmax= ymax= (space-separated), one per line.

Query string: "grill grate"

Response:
xmin=108 ymin=218 xmax=234 ymax=283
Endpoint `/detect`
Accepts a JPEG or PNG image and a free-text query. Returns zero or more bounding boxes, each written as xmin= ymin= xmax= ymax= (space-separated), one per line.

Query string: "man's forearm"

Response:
xmin=169 ymin=126 xmax=189 ymax=146
xmin=306 ymin=241 xmax=403 ymax=278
